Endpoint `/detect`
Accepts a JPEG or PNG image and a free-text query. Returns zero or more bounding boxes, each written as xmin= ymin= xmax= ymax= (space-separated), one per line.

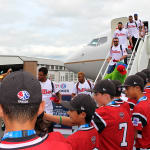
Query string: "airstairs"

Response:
xmin=94 ymin=34 xmax=150 ymax=84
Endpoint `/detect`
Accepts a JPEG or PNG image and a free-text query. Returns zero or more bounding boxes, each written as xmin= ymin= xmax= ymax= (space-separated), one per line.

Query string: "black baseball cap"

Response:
xmin=134 ymin=13 xmax=138 ymax=16
xmin=61 ymin=94 xmax=96 ymax=116
xmin=93 ymin=79 xmax=116 ymax=96
xmin=135 ymin=72 xmax=147 ymax=85
xmin=141 ymin=69 xmax=150 ymax=82
xmin=123 ymin=75 xmax=144 ymax=90
xmin=0 ymin=71 xmax=42 ymax=104
xmin=141 ymin=69 xmax=150 ymax=75
xmin=111 ymin=80 xmax=122 ymax=97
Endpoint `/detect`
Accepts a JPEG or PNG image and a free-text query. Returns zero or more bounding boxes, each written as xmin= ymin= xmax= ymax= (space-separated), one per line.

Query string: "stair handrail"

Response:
xmin=95 ymin=38 xmax=141 ymax=84
xmin=94 ymin=52 xmax=110 ymax=84
xmin=102 ymin=60 xmax=112 ymax=79
xmin=127 ymin=38 xmax=140 ymax=74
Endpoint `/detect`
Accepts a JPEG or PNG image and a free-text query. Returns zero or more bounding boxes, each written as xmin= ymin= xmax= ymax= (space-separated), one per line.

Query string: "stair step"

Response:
xmin=127 ymin=50 xmax=133 ymax=54
xmin=127 ymin=55 xmax=135 ymax=58
xmin=127 ymin=58 xmax=134 ymax=61
xmin=128 ymin=64 xmax=133 ymax=66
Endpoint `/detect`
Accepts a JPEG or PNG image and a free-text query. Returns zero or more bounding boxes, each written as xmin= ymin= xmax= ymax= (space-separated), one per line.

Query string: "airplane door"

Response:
xmin=111 ymin=17 xmax=128 ymax=37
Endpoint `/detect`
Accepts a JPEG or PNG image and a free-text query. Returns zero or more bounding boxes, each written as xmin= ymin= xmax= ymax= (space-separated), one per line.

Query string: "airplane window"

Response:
xmin=88 ymin=37 xmax=107 ymax=46
xmin=88 ymin=38 xmax=99 ymax=46
xmin=98 ymin=37 xmax=107 ymax=45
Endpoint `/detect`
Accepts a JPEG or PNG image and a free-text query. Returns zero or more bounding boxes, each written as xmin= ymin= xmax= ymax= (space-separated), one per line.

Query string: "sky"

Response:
xmin=0 ymin=0 xmax=149 ymax=61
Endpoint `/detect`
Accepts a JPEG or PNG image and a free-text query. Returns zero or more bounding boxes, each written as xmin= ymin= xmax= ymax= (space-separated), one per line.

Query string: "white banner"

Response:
xmin=54 ymin=82 xmax=74 ymax=95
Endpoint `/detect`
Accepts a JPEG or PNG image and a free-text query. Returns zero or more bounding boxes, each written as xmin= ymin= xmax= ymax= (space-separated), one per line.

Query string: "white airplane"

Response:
xmin=65 ymin=17 xmax=129 ymax=80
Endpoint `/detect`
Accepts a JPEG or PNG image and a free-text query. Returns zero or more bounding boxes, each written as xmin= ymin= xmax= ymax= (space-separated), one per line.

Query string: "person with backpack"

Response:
xmin=134 ymin=14 xmax=144 ymax=32
xmin=107 ymin=37 xmax=127 ymax=74
xmin=125 ymin=15 xmax=140 ymax=52
xmin=113 ymin=22 xmax=132 ymax=65
xmin=72 ymin=72 xmax=94 ymax=98
xmin=38 ymin=67 xmax=61 ymax=115
xmin=134 ymin=13 xmax=145 ymax=40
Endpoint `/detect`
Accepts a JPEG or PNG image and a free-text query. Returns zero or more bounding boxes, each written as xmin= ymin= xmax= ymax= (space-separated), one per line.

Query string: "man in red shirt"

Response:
xmin=0 ymin=71 xmax=71 ymax=150
xmin=61 ymin=94 xmax=100 ymax=150
xmin=124 ymin=75 xmax=150 ymax=149
xmin=92 ymin=79 xmax=134 ymax=150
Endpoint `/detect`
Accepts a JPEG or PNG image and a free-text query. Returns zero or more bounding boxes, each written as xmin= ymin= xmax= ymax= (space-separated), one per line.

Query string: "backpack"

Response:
xmin=76 ymin=80 xmax=92 ymax=94
xmin=120 ymin=45 xmax=123 ymax=56
xmin=51 ymin=81 xmax=54 ymax=93
xmin=126 ymin=21 xmax=137 ymax=28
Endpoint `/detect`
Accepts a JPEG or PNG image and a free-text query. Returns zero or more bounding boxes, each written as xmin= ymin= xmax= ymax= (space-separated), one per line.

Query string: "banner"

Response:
xmin=52 ymin=82 xmax=75 ymax=133
xmin=54 ymin=82 xmax=74 ymax=95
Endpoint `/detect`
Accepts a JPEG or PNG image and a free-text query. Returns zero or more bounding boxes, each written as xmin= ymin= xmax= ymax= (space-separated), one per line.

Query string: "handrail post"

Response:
xmin=94 ymin=52 xmax=110 ymax=84
xmin=127 ymin=38 xmax=140 ymax=73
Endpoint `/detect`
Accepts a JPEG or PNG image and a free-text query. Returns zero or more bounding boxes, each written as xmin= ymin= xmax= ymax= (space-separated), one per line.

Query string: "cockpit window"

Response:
xmin=89 ymin=38 xmax=99 ymax=46
xmin=98 ymin=37 xmax=107 ymax=45
xmin=89 ymin=37 xmax=107 ymax=46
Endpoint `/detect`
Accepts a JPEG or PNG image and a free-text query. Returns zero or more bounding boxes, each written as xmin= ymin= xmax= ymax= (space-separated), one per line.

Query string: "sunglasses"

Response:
xmin=114 ymin=41 xmax=119 ymax=42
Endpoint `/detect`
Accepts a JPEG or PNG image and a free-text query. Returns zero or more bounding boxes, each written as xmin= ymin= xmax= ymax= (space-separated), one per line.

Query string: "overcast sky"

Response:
xmin=0 ymin=0 xmax=149 ymax=61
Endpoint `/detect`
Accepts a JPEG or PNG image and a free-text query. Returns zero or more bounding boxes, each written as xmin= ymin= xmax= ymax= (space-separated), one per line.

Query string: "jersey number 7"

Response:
xmin=119 ymin=123 xmax=128 ymax=147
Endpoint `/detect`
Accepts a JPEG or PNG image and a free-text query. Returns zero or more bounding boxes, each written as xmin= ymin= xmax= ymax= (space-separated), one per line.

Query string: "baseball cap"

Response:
xmin=141 ymin=69 xmax=150 ymax=82
xmin=135 ymin=72 xmax=147 ymax=85
xmin=141 ymin=68 xmax=150 ymax=74
xmin=111 ymin=80 xmax=122 ymax=97
xmin=123 ymin=75 xmax=144 ymax=90
xmin=0 ymin=71 xmax=42 ymax=104
xmin=93 ymin=79 xmax=116 ymax=96
xmin=134 ymin=13 xmax=138 ymax=16
xmin=61 ymin=94 xmax=96 ymax=116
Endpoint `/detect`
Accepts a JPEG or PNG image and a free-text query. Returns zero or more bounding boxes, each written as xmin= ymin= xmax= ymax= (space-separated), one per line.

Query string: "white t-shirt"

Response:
xmin=113 ymin=28 xmax=129 ymax=48
xmin=72 ymin=80 xmax=94 ymax=96
xmin=40 ymin=79 xmax=56 ymax=114
xmin=125 ymin=21 xmax=139 ymax=38
xmin=110 ymin=45 xmax=127 ymax=65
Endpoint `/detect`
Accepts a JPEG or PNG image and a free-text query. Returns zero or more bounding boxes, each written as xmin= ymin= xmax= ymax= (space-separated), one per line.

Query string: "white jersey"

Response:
xmin=110 ymin=45 xmax=127 ymax=65
xmin=40 ymin=79 xmax=56 ymax=114
xmin=135 ymin=19 xmax=144 ymax=29
xmin=113 ymin=28 xmax=129 ymax=48
xmin=125 ymin=21 xmax=139 ymax=38
xmin=72 ymin=80 xmax=94 ymax=96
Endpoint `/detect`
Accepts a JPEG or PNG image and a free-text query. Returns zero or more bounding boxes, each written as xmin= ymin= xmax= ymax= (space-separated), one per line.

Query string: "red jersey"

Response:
xmin=132 ymin=96 xmax=150 ymax=148
xmin=66 ymin=126 xmax=100 ymax=150
xmin=127 ymin=98 xmax=137 ymax=113
xmin=127 ymin=87 xmax=150 ymax=113
xmin=0 ymin=132 xmax=72 ymax=150
xmin=114 ymin=99 xmax=131 ymax=114
xmin=92 ymin=102 xmax=134 ymax=150
xmin=143 ymin=86 xmax=150 ymax=98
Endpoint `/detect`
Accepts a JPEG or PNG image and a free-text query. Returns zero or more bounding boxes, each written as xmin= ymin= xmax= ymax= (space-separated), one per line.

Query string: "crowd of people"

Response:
xmin=0 ymin=66 xmax=150 ymax=150
xmin=107 ymin=14 xmax=146 ymax=74
xmin=0 ymin=13 xmax=149 ymax=150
